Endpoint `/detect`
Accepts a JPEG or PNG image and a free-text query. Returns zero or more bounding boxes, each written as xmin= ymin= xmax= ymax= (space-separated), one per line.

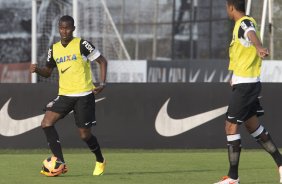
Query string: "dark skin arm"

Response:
xmin=93 ymin=55 xmax=108 ymax=95
xmin=30 ymin=64 xmax=53 ymax=78
xmin=247 ymin=31 xmax=269 ymax=59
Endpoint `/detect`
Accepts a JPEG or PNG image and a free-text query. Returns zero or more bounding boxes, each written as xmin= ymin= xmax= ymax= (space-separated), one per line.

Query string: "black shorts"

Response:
xmin=226 ymin=82 xmax=264 ymax=125
xmin=45 ymin=93 xmax=96 ymax=128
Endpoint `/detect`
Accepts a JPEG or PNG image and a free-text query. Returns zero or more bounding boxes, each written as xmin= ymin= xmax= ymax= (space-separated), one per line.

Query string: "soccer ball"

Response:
xmin=41 ymin=156 xmax=65 ymax=176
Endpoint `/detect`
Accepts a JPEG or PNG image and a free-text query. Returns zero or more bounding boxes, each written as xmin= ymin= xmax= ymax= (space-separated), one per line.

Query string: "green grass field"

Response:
xmin=0 ymin=149 xmax=280 ymax=184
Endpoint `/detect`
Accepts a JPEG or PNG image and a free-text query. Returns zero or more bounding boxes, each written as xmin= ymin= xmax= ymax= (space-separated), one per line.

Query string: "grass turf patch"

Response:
xmin=0 ymin=149 xmax=280 ymax=184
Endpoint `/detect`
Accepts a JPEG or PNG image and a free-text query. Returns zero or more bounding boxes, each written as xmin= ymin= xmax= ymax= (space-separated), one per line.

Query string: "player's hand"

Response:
xmin=92 ymin=85 xmax=105 ymax=95
xmin=257 ymin=47 xmax=269 ymax=59
xmin=30 ymin=64 xmax=38 ymax=73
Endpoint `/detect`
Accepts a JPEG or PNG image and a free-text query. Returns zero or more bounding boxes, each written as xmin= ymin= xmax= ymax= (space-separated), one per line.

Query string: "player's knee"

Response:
xmin=41 ymin=119 xmax=54 ymax=128
xmin=80 ymin=134 xmax=91 ymax=141
xmin=225 ymin=121 xmax=238 ymax=134
xmin=41 ymin=112 xmax=59 ymax=128
xmin=41 ymin=121 xmax=49 ymax=128
xmin=79 ymin=130 xmax=92 ymax=141
xmin=245 ymin=117 xmax=260 ymax=133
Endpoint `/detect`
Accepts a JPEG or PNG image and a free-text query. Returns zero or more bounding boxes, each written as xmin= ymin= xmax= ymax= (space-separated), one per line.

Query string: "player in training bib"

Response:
xmin=30 ymin=15 xmax=107 ymax=176
xmin=214 ymin=1 xmax=282 ymax=184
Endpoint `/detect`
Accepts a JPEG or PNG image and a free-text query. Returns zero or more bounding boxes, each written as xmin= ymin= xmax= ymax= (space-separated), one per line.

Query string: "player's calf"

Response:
xmin=227 ymin=134 xmax=241 ymax=180
xmin=251 ymin=125 xmax=282 ymax=183
xmin=251 ymin=125 xmax=282 ymax=166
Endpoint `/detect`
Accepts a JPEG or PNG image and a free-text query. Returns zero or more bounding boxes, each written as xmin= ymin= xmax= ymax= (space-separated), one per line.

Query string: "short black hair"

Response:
xmin=59 ymin=15 xmax=74 ymax=27
xmin=226 ymin=0 xmax=245 ymax=13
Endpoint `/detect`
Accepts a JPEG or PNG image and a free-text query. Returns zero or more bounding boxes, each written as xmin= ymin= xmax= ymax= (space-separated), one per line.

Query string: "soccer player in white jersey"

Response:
xmin=214 ymin=0 xmax=282 ymax=183
xmin=30 ymin=15 xmax=107 ymax=176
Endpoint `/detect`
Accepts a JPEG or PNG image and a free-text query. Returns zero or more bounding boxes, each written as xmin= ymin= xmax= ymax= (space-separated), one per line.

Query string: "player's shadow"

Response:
xmin=57 ymin=169 xmax=214 ymax=177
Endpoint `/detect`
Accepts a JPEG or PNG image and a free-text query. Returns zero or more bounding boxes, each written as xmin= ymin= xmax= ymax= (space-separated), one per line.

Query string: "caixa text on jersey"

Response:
xmin=55 ymin=54 xmax=77 ymax=63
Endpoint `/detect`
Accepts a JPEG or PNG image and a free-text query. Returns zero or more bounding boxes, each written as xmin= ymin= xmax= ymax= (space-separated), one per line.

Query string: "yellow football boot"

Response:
xmin=93 ymin=160 xmax=106 ymax=176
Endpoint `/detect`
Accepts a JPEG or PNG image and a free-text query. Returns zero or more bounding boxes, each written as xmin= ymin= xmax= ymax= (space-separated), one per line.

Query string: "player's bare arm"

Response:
xmin=30 ymin=64 xmax=53 ymax=78
xmin=93 ymin=55 xmax=108 ymax=95
xmin=247 ymin=31 xmax=269 ymax=59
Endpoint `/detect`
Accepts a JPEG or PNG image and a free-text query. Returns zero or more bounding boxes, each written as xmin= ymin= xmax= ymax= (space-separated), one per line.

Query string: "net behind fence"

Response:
xmin=35 ymin=0 xmax=130 ymax=83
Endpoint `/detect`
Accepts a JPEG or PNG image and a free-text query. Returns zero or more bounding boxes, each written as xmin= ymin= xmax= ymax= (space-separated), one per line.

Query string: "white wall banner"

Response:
xmin=107 ymin=60 xmax=147 ymax=82
xmin=261 ymin=60 xmax=282 ymax=82
xmin=0 ymin=63 xmax=31 ymax=83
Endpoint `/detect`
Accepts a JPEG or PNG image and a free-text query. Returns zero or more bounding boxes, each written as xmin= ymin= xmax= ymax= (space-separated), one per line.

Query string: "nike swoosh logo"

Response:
xmin=85 ymin=121 xmax=96 ymax=126
xmin=228 ymin=116 xmax=235 ymax=119
xmin=155 ymin=98 xmax=227 ymax=137
xmin=61 ymin=66 xmax=71 ymax=74
xmin=0 ymin=97 xmax=106 ymax=137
